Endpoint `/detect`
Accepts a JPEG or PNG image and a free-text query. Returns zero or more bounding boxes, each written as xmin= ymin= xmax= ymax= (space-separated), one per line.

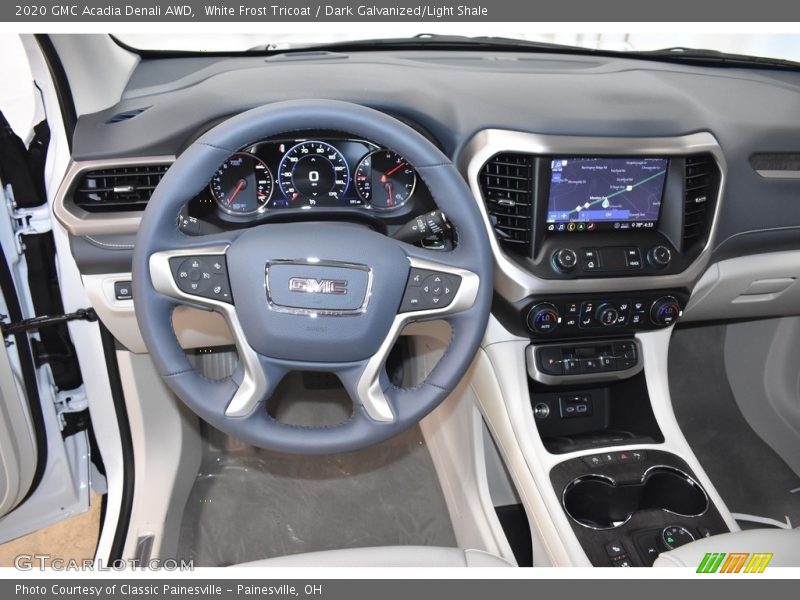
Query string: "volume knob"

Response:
xmin=552 ymin=248 xmax=578 ymax=273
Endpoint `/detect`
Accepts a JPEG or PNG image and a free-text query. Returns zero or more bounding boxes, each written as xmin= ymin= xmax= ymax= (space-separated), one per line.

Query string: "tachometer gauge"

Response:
xmin=210 ymin=152 xmax=273 ymax=215
xmin=355 ymin=150 xmax=416 ymax=209
xmin=277 ymin=141 xmax=350 ymax=206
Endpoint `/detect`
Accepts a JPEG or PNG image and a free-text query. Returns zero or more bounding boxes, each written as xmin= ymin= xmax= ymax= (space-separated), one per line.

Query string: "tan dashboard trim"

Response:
xmin=53 ymin=156 xmax=175 ymax=237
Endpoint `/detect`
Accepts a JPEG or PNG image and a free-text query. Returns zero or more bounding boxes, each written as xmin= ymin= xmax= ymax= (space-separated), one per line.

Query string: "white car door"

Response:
xmin=0 ymin=34 xmax=94 ymax=545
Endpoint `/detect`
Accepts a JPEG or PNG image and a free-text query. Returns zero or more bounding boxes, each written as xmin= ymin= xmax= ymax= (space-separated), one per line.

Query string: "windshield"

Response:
xmin=114 ymin=32 xmax=800 ymax=62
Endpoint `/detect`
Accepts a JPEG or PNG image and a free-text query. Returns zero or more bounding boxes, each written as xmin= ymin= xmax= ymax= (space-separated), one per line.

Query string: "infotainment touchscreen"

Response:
xmin=545 ymin=158 xmax=668 ymax=232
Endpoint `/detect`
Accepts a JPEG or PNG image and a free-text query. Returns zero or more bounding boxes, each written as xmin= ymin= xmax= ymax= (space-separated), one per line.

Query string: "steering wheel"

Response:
xmin=132 ymin=100 xmax=493 ymax=454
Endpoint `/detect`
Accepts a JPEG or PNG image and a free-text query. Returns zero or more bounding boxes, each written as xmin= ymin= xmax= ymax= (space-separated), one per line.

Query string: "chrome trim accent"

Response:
xmin=755 ymin=169 xmax=800 ymax=179
xmin=561 ymin=464 xmax=710 ymax=530
xmin=460 ymin=130 xmax=727 ymax=301
xmin=642 ymin=464 xmax=710 ymax=519
xmin=525 ymin=339 xmax=643 ymax=386
xmin=561 ymin=474 xmax=625 ymax=531
xmin=264 ymin=259 xmax=373 ymax=316
xmin=149 ymin=245 xmax=267 ymax=418
xmin=53 ymin=156 xmax=175 ymax=236
xmin=356 ymin=255 xmax=480 ymax=423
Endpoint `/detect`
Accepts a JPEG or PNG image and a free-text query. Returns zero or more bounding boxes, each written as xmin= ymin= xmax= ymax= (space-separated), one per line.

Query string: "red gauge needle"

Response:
xmin=227 ymin=179 xmax=246 ymax=206
xmin=380 ymin=161 xmax=407 ymax=183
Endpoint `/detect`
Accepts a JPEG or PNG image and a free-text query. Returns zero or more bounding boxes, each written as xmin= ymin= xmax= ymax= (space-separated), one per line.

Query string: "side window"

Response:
xmin=0 ymin=34 xmax=36 ymax=140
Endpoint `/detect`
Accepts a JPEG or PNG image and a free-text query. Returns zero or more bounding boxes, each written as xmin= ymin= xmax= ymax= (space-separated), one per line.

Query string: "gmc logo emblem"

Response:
xmin=288 ymin=277 xmax=348 ymax=295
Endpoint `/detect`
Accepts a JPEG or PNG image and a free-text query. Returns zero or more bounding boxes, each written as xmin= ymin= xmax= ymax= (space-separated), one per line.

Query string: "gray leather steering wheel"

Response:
xmin=132 ymin=100 xmax=493 ymax=454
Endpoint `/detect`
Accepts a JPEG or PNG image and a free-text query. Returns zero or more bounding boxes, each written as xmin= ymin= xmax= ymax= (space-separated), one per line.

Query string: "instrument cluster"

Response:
xmin=189 ymin=133 xmax=432 ymax=223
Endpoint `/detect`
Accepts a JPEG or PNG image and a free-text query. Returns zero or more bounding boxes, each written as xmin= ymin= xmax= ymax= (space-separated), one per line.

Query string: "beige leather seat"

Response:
xmin=654 ymin=528 xmax=800 ymax=567
xmin=236 ymin=546 xmax=514 ymax=567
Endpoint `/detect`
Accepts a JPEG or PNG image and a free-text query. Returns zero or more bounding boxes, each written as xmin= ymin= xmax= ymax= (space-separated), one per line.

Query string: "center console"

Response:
xmin=462 ymin=130 xmax=736 ymax=567
xmin=551 ymin=450 xmax=729 ymax=567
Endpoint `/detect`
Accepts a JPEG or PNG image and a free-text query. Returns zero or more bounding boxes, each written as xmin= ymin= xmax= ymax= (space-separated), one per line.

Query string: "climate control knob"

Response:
xmin=647 ymin=245 xmax=672 ymax=268
xmin=527 ymin=303 xmax=560 ymax=334
xmin=595 ymin=303 xmax=619 ymax=326
xmin=552 ymin=248 xmax=578 ymax=273
xmin=650 ymin=296 xmax=681 ymax=326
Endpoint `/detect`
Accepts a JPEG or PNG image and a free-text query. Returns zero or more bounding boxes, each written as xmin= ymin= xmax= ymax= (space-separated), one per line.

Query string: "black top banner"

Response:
xmin=4 ymin=0 xmax=800 ymax=22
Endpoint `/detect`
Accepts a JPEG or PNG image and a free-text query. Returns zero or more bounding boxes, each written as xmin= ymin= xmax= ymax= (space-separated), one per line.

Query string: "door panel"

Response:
xmin=0 ymin=338 xmax=37 ymax=518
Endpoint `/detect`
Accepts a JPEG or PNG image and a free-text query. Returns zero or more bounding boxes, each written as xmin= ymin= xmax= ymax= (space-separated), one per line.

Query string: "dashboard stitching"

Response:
xmin=196 ymin=141 xmax=235 ymax=153
xmin=84 ymin=235 xmax=135 ymax=249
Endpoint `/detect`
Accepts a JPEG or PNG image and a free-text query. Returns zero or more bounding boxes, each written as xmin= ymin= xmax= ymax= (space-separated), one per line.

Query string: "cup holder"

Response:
xmin=562 ymin=466 xmax=709 ymax=529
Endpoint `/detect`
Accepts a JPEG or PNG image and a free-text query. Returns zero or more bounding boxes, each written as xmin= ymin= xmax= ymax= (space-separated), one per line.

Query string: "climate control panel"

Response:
xmin=519 ymin=290 xmax=688 ymax=340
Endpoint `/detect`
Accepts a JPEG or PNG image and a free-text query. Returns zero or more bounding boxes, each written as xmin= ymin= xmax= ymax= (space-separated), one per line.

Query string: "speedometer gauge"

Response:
xmin=277 ymin=141 xmax=350 ymax=206
xmin=210 ymin=152 xmax=273 ymax=216
xmin=355 ymin=150 xmax=416 ymax=209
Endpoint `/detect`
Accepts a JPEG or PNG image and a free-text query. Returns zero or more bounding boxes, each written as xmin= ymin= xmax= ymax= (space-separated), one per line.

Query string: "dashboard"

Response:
xmin=53 ymin=48 xmax=800 ymax=337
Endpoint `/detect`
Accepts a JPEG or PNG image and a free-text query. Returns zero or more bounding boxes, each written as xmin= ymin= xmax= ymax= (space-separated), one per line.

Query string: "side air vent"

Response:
xmin=478 ymin=153 xmax=534 ymax=255
xmin=73 ymin=165 xmax=170 ymax=213
xmin=683 ymin=154 xmax=719 ymax=249
xmin=105 ymin=106 xmax=151 ymax=124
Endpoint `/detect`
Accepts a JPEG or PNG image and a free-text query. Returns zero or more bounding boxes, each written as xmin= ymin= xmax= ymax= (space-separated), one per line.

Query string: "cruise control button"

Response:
xmin=170 ymin=255 xmax=233 ymax=303
xmin=400 ymin=271 xmax=461 ymax=312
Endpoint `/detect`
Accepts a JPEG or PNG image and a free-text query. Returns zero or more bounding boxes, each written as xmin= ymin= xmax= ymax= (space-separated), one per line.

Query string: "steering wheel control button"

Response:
xmin=648 ymin=245 xmax=672 ymax=268
xmin=400 ymin=269 xmax=461 ymax=312
xmin=527 ymin=303 xmax=560 ymax=334
xmin=169 ymin=255 xmax=233 ymax=303
xmin=114 ymin=280 xmax=132 ymax=301
xmin=661 ymin=526 xmax=696 ymax=551
xmin=552 ymin=248 xmax=578 ymax=273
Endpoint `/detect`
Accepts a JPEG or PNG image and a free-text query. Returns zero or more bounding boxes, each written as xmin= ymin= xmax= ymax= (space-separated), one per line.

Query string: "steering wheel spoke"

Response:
xmin=149 ymin=242 xmax=276 ymax=419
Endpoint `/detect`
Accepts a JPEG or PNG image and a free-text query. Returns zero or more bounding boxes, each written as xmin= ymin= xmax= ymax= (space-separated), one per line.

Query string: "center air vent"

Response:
xmin=73 ymin=164 xmax=170 ymax=213
xmin=478 ymin=153 xmax=534 ymax=255
xmin=683 ymin=154 xmax=719 ymax=250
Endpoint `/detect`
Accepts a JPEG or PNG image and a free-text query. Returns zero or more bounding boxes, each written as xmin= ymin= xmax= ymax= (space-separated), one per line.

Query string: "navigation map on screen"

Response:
xmin=546 ymin=157 xmax=667 ymax=231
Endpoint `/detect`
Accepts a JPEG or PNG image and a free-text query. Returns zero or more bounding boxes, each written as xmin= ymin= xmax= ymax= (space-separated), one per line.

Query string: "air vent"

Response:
xmin=74 ymin=164 xmax=170 ymax=213
xmin=683 ymin=154 xmax=718 ymax=249
xmin=479 ymin=153 xmax=534 ymax=255
xmin=105 ymin=106 xmax=150 ymax=124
